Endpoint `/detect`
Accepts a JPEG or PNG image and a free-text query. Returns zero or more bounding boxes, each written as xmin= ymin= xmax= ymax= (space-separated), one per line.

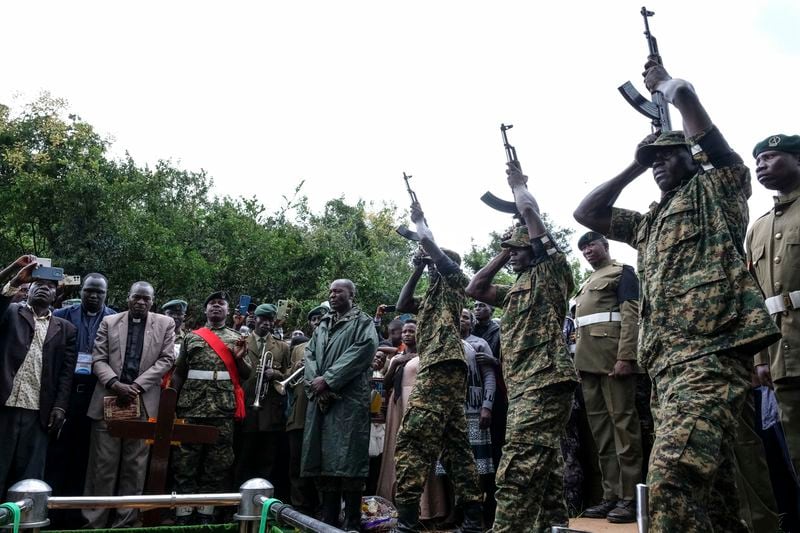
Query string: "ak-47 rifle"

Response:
xmin=618 ymin=6 xmax=672 ymax=132
xmin=481 ymin=124 xmax=522 ymax=218
xmin=396 ymin=172 xmax=422 ymax=241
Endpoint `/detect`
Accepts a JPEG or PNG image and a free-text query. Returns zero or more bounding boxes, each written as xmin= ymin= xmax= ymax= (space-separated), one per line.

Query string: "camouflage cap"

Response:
xmin=753 ymin=134 xmax=800 ymax=158
xmin=635 ymin=130 xmax=690 ymax=167
xmin=577 ymin=231 xmax=608 ymax=250
xmin=254 ymin=303 xmax=277 ymax=317
xmin=501 ymin=225 xmax=531 ymax=249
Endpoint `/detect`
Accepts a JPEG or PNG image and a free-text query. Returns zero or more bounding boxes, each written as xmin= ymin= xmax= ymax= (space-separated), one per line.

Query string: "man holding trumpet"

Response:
xmin=237 ymin=303 xmax=289 ymax=486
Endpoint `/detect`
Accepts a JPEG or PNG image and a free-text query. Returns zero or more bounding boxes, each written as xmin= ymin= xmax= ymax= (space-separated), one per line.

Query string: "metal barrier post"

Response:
xmin=255 ymin=496 xmax=347 ymax=533
xmin=637 ymin=483 xmax=649 ymax=533
xmin=233 ymin=478 xmax=273 ymax=533
xmin=4 ymin=479 xmax=51 ymax=532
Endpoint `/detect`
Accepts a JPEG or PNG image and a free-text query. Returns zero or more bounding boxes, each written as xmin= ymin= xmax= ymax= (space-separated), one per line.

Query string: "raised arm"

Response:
xmin=465 ymin=249 xmax=510 ymax=306
xmin=506 ymin=163 xmax=546 ymax=238
xmin=644 ymin=63 xmax=711 ymax=139
xmin=396 ymin=259 xmax=424 ymax=314
xmin=573 ymin=161 xmax=649 ymax=234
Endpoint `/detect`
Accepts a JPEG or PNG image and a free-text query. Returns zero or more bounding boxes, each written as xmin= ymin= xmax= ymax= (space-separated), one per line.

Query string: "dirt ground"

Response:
xmin=567 ymin=517 xmax=638 ymax=532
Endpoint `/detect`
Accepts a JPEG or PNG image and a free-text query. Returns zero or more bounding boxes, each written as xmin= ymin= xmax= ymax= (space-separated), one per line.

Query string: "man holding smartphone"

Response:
xmin=0 ymin=256 xmax=77 ymax=497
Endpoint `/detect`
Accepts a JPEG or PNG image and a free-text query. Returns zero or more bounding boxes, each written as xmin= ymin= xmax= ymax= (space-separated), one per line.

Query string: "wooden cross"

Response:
xmin=107 ymin=387 xmax=219 ymax=526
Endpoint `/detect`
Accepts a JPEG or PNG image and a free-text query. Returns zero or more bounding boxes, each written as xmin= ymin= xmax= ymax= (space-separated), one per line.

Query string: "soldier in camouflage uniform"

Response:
xmin=170 ymin=291 xmax=251 ymax=525
xmin=394 ymin=202 xmax=483 ymax=533
xmin=162 ymin=299 xmax=187 ymax=359
xmin=573 ymin=62 xmax=780 ymax=532
xmin=467 ymin=164 xmax=577 ymax=533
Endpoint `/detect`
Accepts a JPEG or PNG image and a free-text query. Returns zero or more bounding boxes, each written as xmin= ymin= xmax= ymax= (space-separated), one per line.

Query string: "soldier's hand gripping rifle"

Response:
xmin=481 ymin=124 xmax=523 ymax=219
xmin=396 ymin=172 xmax=423 ymax=241
xmin=618 ymin=6 xmax=672 ymax=132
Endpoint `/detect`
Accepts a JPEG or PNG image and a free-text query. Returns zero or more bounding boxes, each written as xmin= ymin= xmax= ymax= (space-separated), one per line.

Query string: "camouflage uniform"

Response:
xmin=488 ymin=230 xmax=578 ymax=533
xmin=608 ymin=126 xmax=780 ymax=532
xmin=173 ymin=325 xmax=249 ymax=497
xmin=394 ymin=260 xmax=482 ymax=510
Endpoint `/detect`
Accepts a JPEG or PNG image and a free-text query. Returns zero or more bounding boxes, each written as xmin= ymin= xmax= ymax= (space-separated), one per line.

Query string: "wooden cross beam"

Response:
xmin=107 ymin=387 xmax=219 ymax=526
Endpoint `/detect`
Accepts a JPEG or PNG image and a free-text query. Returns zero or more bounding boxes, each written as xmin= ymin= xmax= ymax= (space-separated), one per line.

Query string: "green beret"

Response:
xmin=635 ymin=131 xmax=690 ymax=167
xmin=307 ymin=304 xmax=329 ymax=320
xmin=254 ymin=303 xmax=278 ymax=317
xmin=204 ymin=291 xmax=229 ymax=307
xmin=161 ymin=299 xmax=188 ymax=313
xmin=577 ymin=231 xmax=607 ymax=250
xmin=501 ymin=225 xmax=531 ymax=249
xmin=753 ymin=134 xmax=800 ymax=158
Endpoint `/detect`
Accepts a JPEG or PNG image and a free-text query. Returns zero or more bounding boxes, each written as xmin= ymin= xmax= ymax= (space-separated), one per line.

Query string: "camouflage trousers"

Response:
xmin=172 ymin=418 xmax=235 ymax=494
xmin=648 ymin=352 xmax=751 ymax=533
xmin=394 ymin=361 xmax=482 ymax=508
xmin=493 ymin=381 xmax=576 ymax=533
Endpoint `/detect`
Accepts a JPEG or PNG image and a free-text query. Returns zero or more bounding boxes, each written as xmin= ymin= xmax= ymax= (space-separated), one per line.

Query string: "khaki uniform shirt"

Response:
xmin=175 ymin=324 xmax=250 ymax=418
xmin=573 ymin=261 xmax=641 ymax=374
xmin=285 ymin=341 xmax=308 ymax=432
xmin=413 ymin=263 xmax=468 ymax=372
xmin=494 ymin=249 xmax=577 ymax=398
xmin=746 ymin=185 xmax=800 ymax=381
xmin=242 ymin=333 xmax=289 ymax=431
xmin=608 ymin=127 xmax=779 ymax=376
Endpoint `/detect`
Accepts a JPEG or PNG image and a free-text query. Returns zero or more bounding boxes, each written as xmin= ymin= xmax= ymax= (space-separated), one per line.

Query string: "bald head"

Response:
xmin=328 ymin=279 xmax=355 ymax=314
xmin=128 ymin=281 xmax=154 ymax=319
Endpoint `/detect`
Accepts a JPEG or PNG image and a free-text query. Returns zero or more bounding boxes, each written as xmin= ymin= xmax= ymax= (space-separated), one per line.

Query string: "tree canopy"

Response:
xmin=0 ymin=94 xmax=586 ymax=330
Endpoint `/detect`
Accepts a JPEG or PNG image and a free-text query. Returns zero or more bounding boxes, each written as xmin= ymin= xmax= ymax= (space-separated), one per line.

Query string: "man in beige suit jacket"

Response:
xmin=82 ymin=281 xmax=176 ymax=528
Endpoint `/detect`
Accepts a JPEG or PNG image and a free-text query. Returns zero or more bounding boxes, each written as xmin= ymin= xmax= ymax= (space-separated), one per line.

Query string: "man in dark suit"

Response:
xmin=0 ymin=255 xmax=77 ymax=497
xmin=82 ymin=281 xmax=176 ymax=528
xmin=46 ymin=273 xmax=115 ymax=527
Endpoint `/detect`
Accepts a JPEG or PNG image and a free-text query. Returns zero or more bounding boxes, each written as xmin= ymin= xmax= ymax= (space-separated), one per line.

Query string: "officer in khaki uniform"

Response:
xmin=747 ymin=133 xmax=800 ymax=475
xmin=237 ymin=303 xmax=289 ymax=485
xmin=573 ymin=231 xmax=642 ymax=524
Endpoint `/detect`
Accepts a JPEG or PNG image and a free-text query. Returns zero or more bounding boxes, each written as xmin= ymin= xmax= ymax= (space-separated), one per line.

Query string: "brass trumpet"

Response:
xmin=251 ymin=349 xmax=273 ymax=410
xmin=274 ymin=365 xmax=305 ymax=396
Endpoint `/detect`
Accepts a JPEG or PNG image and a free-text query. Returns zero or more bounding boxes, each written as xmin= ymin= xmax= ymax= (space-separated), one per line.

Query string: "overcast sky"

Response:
xmin=2 ymin=1 xmax=799 ymax=270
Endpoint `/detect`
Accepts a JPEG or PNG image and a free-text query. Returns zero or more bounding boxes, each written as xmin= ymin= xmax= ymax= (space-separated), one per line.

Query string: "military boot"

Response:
xmin=455 ymin=501 xmax=483 ymax=533
xmin=174 ymin=507 xmax=194 ymax=526
xmin=321 ymin=491 xmax=342 ymax=527
xmin=342 ymin=491 xmax=362 ymax=531
xmin=395 ymin=503 xmax=420 ymax=533
xmin=582 ymin=499 xmax=617 ymax=519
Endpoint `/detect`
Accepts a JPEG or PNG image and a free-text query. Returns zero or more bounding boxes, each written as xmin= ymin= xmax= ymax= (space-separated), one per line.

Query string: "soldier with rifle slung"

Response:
xmin=573 ymin=55 xmax=780 ymax=531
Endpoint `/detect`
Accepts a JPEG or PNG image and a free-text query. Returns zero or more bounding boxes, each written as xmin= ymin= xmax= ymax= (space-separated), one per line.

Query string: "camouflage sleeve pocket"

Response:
xmin=664 ymin=266 xmax=738 ymax=335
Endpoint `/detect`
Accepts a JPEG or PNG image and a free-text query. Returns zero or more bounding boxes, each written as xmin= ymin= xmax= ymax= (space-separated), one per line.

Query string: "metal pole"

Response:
xmin=0 ymin=500 xmax=32 ymax=526
xmin=48 ymin=493 xmax=241 ymax=511
xmin=637 ymin=483 xmax=649 ymax=533
xmin=256 ymin=496 xmax=346 ymax=533
xmin=234 ymin=479 xmax=273 ymax=533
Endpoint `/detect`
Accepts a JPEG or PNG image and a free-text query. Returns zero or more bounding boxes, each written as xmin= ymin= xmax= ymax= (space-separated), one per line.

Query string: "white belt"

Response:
xmin=187 ymin=370 xmax=230 ymax=381
xmin=765 ymin=291 xmax=800 ymax=315
xmin=575 ymin=311 xmax=622 ymax=328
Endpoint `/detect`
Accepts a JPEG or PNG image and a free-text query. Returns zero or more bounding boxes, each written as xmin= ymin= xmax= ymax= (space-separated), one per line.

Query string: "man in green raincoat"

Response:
xmin=301 ymin=279 xmax=378 ymax=530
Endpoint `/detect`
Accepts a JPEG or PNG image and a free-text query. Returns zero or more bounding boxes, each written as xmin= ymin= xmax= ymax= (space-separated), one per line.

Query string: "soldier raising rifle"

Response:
xmin=467 ymin=159 xmax=577 ymax=531
xmin=573 ymin=60 xmax=780 ymax=532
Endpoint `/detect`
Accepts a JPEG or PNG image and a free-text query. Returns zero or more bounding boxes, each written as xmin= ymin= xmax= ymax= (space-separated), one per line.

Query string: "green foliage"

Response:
xmin=0 ymin=94 xmax=418 ymax=331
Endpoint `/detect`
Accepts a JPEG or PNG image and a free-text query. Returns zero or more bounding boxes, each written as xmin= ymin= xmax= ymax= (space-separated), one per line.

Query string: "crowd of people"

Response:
xmin=0 ymin=61 xmax=799 ymax=533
